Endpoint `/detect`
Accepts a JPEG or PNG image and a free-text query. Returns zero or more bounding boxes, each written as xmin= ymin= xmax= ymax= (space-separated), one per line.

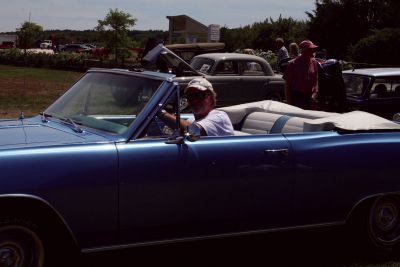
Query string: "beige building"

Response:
xmin=166 ymin=15 xmax=209 ymax=44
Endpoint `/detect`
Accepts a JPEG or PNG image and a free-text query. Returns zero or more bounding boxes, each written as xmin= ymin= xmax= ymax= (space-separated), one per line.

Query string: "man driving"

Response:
xmin=158 ymin=77 xmax=234 ymax=136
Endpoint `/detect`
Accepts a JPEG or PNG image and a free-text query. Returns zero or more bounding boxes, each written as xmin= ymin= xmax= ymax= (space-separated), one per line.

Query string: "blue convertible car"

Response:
xmin=1 ymin=69 xmax=400 ymax=267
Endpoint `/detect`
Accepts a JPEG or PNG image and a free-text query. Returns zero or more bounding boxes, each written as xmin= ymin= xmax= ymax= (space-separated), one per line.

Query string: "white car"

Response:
xmin=40 ymin=40 xmax=53 ymax=49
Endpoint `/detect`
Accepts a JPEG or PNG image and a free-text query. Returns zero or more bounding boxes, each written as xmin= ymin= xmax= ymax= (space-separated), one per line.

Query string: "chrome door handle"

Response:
xmin=265 ymin=149 xmax=289 ymax=157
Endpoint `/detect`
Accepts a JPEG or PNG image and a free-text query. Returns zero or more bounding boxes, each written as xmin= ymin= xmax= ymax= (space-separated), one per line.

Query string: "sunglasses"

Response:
xmin=186 ymin=92 xmax=210 ymax=101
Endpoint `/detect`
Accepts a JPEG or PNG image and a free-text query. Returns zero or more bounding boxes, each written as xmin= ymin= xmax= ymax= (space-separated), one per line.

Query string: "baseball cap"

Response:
xmin=299 ymin=40 xmax=318 ymax=50
xmin=184 ymin=77 xmax=214 ymax=93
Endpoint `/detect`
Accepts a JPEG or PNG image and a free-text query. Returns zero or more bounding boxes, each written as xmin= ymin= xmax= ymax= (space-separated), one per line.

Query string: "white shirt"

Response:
xmin=187 ymin=110 xmax=234 ymax=136
xmin=277 ymin=46 xmax=289 ymax=64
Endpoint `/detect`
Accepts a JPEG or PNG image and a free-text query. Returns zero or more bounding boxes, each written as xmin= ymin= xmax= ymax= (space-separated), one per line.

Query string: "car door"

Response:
xmin=210 ymin=60 xmax=242 ymax=106
xmin=286 ymin=131 xmax=400 ymax=226
xmin=238 ymin=60 xmax=269 ymax=102
xmin=117 ymin=134 xmax=294 ymax=244
xmin=364 ymin=78 xmax=400 ymax=118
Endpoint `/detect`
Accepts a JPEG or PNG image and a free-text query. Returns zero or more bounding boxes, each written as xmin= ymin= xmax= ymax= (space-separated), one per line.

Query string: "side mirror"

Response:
xmin=186 ymin=123 xmax=201 ymax=142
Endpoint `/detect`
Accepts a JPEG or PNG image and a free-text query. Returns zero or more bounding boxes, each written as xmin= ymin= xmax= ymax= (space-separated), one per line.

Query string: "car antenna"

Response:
xmin=19 ymin=12 xmax=30 ymax=120
xmin=19 ymin=48 xmax=27 ymax=120
xmin=19 ymin=61 xmax=26 ymax=120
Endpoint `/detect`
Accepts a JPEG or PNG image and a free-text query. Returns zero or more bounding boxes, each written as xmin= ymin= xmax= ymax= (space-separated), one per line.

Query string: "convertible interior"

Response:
xmin=218 ymin=100 xmax=400 ymax=135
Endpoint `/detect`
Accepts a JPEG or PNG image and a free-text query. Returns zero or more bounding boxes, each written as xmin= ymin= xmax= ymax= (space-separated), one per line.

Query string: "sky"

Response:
xmin=0 ymin=0 xmax=315 ymax=33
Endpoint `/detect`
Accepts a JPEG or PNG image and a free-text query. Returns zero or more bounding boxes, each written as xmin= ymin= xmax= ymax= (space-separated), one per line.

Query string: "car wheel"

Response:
xmin=266 ymin=91 xmax=283 ymax=102
xmin=0 ymin=222 xmax=45 ymax=267
xmin=367 ymin=195 xmax=400 ymax=251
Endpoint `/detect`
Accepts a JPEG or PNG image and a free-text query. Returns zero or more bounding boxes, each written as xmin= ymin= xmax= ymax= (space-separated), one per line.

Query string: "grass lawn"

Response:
xmin=0 ymin=64 xmax=82 ymax=118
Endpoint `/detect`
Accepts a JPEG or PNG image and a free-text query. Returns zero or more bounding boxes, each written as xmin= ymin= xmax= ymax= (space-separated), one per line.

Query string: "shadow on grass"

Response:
xmin=79 ymin=227 xmax=400 ymax=267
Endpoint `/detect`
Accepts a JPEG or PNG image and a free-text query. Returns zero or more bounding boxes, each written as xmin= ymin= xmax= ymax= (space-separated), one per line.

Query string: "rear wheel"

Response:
xmin=0 ymin=222 xmax=45 ymax=267
xmin=266 ymin=91 xmax=283 ymax=102
xmin=367 ymin=195 xmax=400 ymax=251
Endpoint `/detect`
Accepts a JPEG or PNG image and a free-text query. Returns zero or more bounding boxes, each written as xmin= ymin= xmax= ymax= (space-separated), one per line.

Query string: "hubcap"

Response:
xmin=0 ymin=246 xmax=21 ymax=267
xmin=0 ymin=225 xmax=45 ymax=267
xmin=376 ymin=203 xmax=398 ymax=231
xmin=370 ymin=197 xmax=400 ymax=245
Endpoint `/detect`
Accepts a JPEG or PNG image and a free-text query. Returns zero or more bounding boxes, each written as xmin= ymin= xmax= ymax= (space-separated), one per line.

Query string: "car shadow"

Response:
xmin=78 ymin=227 xmax=400 ymax=267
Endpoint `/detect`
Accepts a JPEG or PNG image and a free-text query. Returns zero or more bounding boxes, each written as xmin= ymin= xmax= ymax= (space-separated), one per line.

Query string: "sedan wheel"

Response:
xmin=0 ymin=224 xmax=45 ymax=267
xmin=368 ymin=196 xmax=400 ymax=250
xmin=266 ymin=92 xmax=283 ymax=102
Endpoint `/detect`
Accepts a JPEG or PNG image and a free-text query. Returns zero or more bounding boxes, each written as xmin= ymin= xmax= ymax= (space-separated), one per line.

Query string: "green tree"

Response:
xmin=349 ymin=28 xmax=400 ymax=66
xmin=307 ymin=0 xmax=400 ymax=59
xmin=16 ymin=21 xmax=43 ymax=50
xmin=221 ymin=17 xmax=308 ymax=53
xmin=96 ymin=8 xmax=137 ymax=63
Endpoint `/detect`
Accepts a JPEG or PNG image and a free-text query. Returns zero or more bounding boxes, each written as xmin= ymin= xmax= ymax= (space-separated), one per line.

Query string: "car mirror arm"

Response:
xmin=165 ymin=136 xmax=184 ymax=144
xmin=164 ymin=123 xmax=201 ymax=144
xmin=185 ymin=123 xmax=201 ymax=142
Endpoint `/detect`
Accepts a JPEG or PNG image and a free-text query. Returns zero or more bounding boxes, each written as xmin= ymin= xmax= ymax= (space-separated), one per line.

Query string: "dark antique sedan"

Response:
xmin=142 ymin=44 xmax=285 ymax=106
xmin=343 ymin=68 xmax=400 ymax=119
xmin=1 ymin=68 xmax=400 ymax=267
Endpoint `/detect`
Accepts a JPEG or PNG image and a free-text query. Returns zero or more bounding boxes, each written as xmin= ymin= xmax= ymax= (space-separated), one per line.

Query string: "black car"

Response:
xmin=343 ymin=68 xmax=400 ymax=119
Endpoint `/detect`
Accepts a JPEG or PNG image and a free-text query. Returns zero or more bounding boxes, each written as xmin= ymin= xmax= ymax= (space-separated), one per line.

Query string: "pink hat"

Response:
xmin=299 ymin=40 xmax=318 ymax=50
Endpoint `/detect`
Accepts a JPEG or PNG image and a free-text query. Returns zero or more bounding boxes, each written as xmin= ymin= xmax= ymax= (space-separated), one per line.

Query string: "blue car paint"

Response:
xmin=1 ymin=69 xmax=400 ymax=255
xmin=0 ymin=121 xmax=119 ymax=248
xmin=285 ymin=131 xmax=400 ymax=225
xmin=117 ymin=134 xmax=294 ymax=244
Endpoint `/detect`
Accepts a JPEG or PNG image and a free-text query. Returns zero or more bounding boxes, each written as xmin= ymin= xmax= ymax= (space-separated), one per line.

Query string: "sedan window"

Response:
xmin=190 ymin=57 xmax=215 ymax=74
xmin=343 ymin=74 xmax=371 ymax=97
xmin=370 ymin=78 xmax=400 ymax=99
xmin=242 ymin=61 xmax=265 ymax=76
xmin=214 ymin=61 xmax=239 ymax=75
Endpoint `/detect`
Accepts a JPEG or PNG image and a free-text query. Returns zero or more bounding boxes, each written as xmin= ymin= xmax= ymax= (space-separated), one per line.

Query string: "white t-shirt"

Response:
xmin=187 ymin=110 xmax=234 ymax=136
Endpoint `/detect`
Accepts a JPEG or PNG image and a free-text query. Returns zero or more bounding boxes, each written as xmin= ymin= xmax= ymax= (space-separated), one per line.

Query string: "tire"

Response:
xmin=0 ymin=221 xmax=45 ymax=267
xmin=367 ymin=195 xmax=400 ymax=251
xmin=266 ymin=91 xmax=283 ymax=102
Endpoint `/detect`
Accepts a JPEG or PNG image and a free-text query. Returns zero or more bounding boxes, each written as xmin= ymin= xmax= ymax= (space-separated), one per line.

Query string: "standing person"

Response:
xmin=279 ymin=42 xmax=300 ymax=73
xmin=282 ymin=40 xmax=319 ymax=109
xmin=275 ymin=38 xmax=289 ymax=71
xmin=288 ymin=42 xmax=299 ymax=58
xmin=157 ymin=77 xmax=234 ymax=136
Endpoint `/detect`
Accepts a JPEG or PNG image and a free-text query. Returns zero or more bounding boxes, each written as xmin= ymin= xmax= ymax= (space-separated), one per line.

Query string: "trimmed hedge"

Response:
xmin=0 ymin=48 xmax=140 ymax=72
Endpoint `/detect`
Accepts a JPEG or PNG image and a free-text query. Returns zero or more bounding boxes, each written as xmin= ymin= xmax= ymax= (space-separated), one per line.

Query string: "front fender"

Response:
xmin=0 ymin=194 xmax=79 ymax=249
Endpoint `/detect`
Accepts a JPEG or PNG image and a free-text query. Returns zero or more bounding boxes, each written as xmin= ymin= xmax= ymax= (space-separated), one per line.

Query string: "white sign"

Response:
xmin=208 ymin=24 xmax=220 ymax=42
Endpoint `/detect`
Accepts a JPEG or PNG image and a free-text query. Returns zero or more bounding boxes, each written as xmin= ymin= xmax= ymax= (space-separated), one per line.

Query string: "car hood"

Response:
xmin=0 ymin=118 xmax=108 ymax=149
xmin=142 ymin=44 xmax=200 ymax=75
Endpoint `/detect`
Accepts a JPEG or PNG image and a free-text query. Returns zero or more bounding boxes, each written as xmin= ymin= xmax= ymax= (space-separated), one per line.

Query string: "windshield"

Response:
xmin=190 ymin=57 xmax=216 ymax=74
xmin=45 ymin=72 xmax=163 ymax=134
xmin=343 ymin=74 xmax=371 ymax=97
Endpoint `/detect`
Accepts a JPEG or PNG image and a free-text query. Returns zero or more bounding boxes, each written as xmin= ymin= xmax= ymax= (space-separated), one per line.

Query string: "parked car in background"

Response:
xmin=142 ymin=44 xmax=285 ymax=106
xmin=2 ymin=68 xmax=400 ymax=266
xmin=82 ymin=43 xmax=96 ymax=48
xmin=343 ymin=68 xmax=400 ymax=119
xmin=61 ymin=43 xmax=92 ymax=53
xmin=0 ymin=41 xmax=16 ymax=49
xmin=40 ymin=40 xmax=53 ymax=49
